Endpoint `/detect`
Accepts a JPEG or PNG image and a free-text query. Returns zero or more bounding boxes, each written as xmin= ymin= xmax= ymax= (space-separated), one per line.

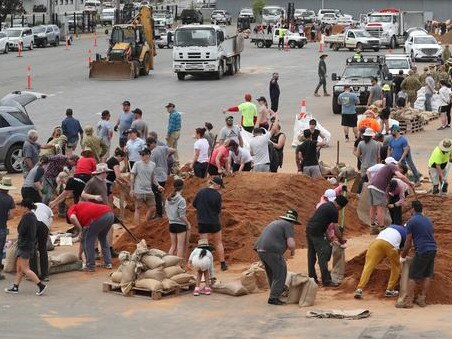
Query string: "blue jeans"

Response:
xmin=425 ymin=93 xmax=433 ymax=112
xmin=83 ymin=212 xmax=114 ymax=269
xmin=401 ymin=152 xmax=421 ymax=182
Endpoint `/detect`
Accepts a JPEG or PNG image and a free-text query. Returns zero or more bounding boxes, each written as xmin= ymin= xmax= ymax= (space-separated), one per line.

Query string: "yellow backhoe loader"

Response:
xmin=89 ymin=6 xmax=156 ymax=80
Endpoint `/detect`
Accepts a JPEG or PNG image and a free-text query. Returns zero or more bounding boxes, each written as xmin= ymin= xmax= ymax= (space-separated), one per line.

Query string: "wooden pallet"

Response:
xmin=399 ymin=117 xmax=424 ymax=134
xmin=102 ymin=281 xmax=195 ymax=300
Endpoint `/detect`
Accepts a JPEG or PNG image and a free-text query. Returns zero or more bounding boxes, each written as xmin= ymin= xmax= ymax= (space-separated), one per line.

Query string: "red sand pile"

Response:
xmin=114 ymin=172 xmax=365 ymax=263
xmin=339 ymin=195 xmax=452 ymax=305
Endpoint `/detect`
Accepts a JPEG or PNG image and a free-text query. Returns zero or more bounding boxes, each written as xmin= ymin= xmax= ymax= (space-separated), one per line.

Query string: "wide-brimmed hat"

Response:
xmin=0 ymin=177 xmax=16 ymax=190
xmin=439 ymin=138 xmax=452 ymax=152
xmin=363 ymin=128 xmax=376 ymax=137
xmin=279 ymin=209 xmax=301 ymax=225
xmin=92 ymin=163 xmax=113 ymax=175
xmin=323 ymin=189 xmax=336 ymax=202
xmin=197 ymin=239 xmax=214 ymax=251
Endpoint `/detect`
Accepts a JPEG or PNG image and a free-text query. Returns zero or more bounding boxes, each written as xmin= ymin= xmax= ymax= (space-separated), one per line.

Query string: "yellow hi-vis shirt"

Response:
xmin=428 ymin=146 xmax=450 ymax=168
xmin=238 ymin=102 xmax=258 ymax=127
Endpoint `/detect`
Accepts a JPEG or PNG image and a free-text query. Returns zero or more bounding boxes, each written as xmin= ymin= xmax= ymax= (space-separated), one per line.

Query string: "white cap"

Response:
xmin=384 ymin=157 xmax=397 ymax=165
xmin=324 ymin=189 xmax=337 ymax=202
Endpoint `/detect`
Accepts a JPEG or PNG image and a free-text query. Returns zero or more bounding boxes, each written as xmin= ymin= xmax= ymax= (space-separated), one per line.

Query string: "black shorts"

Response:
xmin=341 ymin=114 xmax=357 ymax=127
xmin=198 ymin=223 xmax=221 ymax=234
xmin=194 ymin=162 xmax=208 ymax=178
xmin=169 ymin=223 xmax=187 ymax=234
xmin=207 ymin=165 xmax=219 ymax=176
xmin=16 ymin=248 xmax=32 ymax=259
xmin=440 ymin=105 xmax=450 ymax=113
xmin=409 ymin=251 xmax=436 ymax=280
xmin=380 ymin=107 xmax=390 ymax=120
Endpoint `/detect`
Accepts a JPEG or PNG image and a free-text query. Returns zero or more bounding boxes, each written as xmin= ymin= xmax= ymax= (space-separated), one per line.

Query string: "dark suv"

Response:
xmin=180 ymin=9 xmax=204 ymax=25
xmin=0 ymin=91 xmax=46 ymax=172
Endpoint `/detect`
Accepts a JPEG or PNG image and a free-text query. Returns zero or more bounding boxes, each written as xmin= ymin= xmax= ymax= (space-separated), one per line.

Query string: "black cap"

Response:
xmin=210 ymin=176 xmax=224 ymax=188
xmin=139 ymin=148 xmax=152 ymax=155
xmin=126 ymin=128 xmax=138 ymax=134
xmin=101 ymin=110 xmax=110 ymax=117
xmin=122 ymin=100 xmax=131 ymax=106
xmin=165 ymin=103 xmax=175 ymax=108
xmin=225 ymin=115 xmax=234 ymax=121
xmin=132 ymin=108 xmax=142 ymax=115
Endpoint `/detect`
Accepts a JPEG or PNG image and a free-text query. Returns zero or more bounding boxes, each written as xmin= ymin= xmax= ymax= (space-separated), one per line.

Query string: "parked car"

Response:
xmin=101 ymin=8 xmax=116 ymax=26
xmin=211 ymin=10 xmax=232 ymax=25
xmin=321 ymin=13 xmax=338 ymax=25
xmin=180 ymin=9 xmax=203 ymax=25
xmin=238 ymin=8 xmax=255 ymax=23
xmin=384 ymin=54 xmax=412 ymax=76
xmin=4 ymin=27 xmax=34 ymax=50
xmin=0 ymin=91 xmax=46 ymax=173
xmin=0 ymin=32 xmax=10 ymax=54
xmin=156 ymin=29 xmax=174 ymax=48
xmin=404 ymin=33 xmax=442 ymax=62
xmin=32 ymin=25 xmax=60 ymax=47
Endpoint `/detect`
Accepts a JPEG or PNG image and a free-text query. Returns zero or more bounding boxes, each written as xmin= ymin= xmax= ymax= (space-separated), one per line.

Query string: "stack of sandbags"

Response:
xmin=280 ymin=272 xmax=318 ymax=307
xmin=319 ymin=161 xmax=357 ymax=181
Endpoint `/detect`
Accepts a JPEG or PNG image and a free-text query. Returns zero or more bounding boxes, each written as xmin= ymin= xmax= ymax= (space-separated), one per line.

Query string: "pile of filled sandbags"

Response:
xmin=212 ymin=262 xmax=269 ymax=297
xmin=109 ymin=239 xmax=195 ymax=295
xmin=319 ymin=161 xmax=357 ymax=181
xmin=280 ymin=272 xmax=318 ymax=307
xmin=392 ymin=106 xmax=438 ymax=123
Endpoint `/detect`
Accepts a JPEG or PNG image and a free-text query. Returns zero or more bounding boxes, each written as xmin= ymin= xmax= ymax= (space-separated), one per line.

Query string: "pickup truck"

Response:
xmin=250 ymin=28 xmax=307 ymax=49
xmin=325 ymin=29 xmax=381 ymax=51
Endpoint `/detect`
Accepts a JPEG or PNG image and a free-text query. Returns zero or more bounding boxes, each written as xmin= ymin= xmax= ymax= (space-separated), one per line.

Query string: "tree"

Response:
xmin=0 ymin=0 xmax=24 ymax=23
xmin=252 ymin=0 xmax=265 ymax=18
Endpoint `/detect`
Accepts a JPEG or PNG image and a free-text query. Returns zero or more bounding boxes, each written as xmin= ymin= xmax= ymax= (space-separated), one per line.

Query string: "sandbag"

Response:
xmin=142 ymin=267 xmax=166 ymax=281
xmin=120 ymin=261 xmax=136 ymax=294
xmin=135 ymin=278 xmax=163 ymax=292
xmin=283 ymin=272 xmax=309 ymax=304
xmin=162 ymin=278 xmax=180 ymax=291
xmin=162 ymin=255 xmax=182 ymax=268
xmin=149 ymin=248 xmax=166 ymax=258
xmin=212 ymin=281 xmax=248 ymax=296
xmin=141 ymin=255 xmax=165 ymax=270
xmin=331 ymin=244 xmax=345 ymax=284
xmin=111 ymin=271 xmax=122 ymax=283
xmin=3 ymin=241 xmax=17 ymax=273
xmin=299 ymin=278 xmax=318 ymax=307
xmin=240 ymin=271 xmax=258 ymax=294
xmin=250 ymin=263 xmax=269 ymax=290
xmin=49 ymin=252 xmax=78 ymax=267
xmin=171 ymin=273 xmax=195 ymax=285
xmin=291 ymin=114 xmax=331 ymax=147
xmin=163 ymin=265 xmax=185 ymax=278
xmin=397 ymin=257 xmax=413 ymax=304
xmin=46 ymin=236 xmax=55 ymax=251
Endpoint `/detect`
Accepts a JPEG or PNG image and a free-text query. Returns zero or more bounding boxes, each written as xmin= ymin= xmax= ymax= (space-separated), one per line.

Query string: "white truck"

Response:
xmin=173 ymin=25 xmax=244 ymax=80
xmin=364 ymin=8 xmax=429 ymax=49
xmin=324 ymin=29 xmax=381 ymax=51
xmin=262 ymin=6 xmax=285 ymax=25
xmin=250 ymin=28 xmax=307 ymax=49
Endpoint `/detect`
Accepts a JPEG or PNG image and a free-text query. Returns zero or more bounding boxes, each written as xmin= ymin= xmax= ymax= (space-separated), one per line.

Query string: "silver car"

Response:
xmin=0 ymin=91 xmax=46 ymax=173
xmin=32 ymin=25 xmax=60 ymax=47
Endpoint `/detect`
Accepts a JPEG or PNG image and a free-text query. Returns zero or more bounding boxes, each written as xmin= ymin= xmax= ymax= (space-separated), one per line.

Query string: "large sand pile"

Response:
xmin=114 ymin=173 xmax=365 ymax=263
xmin=339 ymin=194 xmax=452 ymax=304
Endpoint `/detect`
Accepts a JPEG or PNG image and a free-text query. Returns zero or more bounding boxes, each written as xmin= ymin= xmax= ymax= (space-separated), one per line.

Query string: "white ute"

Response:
xmin=325 ymin=29 xmax=380 ymax=51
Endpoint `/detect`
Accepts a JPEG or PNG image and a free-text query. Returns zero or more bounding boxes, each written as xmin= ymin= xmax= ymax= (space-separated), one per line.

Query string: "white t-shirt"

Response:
xmin=229 ymin=147 xmax=252 ymax=164
xmin=249 ymin=132 xmax=271 ymax=165
xmin=33 ymin=203 xmax=54 ymax=229
xmin=377 ymin=227 xmax=402 ymax=249
xmin=194 ymin=138 xmax=209 ymax=163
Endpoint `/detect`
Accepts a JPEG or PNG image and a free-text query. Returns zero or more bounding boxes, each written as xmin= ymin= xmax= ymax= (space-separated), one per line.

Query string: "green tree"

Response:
xmin=0 ymin=0 xmax=24 ymax=23
xmin=252 ymin=0 xmax=265 ymax=17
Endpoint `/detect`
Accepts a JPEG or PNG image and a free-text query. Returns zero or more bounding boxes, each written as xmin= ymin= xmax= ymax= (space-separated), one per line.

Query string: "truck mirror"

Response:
xmin=332 ymin=73 xmax=337 ymax=81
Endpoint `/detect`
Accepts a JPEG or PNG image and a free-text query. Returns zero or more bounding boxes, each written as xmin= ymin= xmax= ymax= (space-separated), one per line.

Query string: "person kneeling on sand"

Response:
xmin=354 ymin=224 xmax=407 ymax=299
xmin=254 ymin=209 xmax=300 ymax=305
xmin=188 ymin=239 xmax=215 ymax=296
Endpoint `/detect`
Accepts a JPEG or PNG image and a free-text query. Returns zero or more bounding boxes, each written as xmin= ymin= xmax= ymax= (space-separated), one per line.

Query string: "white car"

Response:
xmin=404 ymin=33 xmax=442 ymax=62
xmin=321 ymin=13 xmax=338 ymax=25
xmin=238 ymin=8 xmax=255 ymax=23
xmin=4 ymin=27 xmax=34 ymax=51
xmin=317 ymin=9 xmax=336 ymax=21
xmin=0 ymin=32 xmax=10 ymax=53
xmin=385 ymin=54 xmax=412 ymax=76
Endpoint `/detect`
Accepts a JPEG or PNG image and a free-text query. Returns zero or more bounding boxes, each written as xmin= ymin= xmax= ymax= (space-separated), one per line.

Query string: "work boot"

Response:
xmin=432 ymin=185 xmax=439 ymax=195
xmin=442 ymin=182 xmax=448 ymax=193
xmin=414 ymin=295 xmax=427 ymax=307
xmin=395 ymin=295 xmax=414 ymax=308
xmin=268 ymin=298 xmax=285 ymax=305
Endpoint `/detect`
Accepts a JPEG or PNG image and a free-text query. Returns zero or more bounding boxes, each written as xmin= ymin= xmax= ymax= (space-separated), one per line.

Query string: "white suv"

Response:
xmin=4 ymin=27 xmax=34 ymax=51
xmin=404 ymin=33 xmax=442 ymax=62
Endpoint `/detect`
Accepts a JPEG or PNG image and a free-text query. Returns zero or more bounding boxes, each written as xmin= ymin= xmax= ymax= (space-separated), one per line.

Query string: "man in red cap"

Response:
xmin=223 ymin=94 xmax=258 ymax=133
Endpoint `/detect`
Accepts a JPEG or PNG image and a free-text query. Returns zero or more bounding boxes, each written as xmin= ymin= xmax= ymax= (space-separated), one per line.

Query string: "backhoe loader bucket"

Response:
xmin=89 ymin=60 xmax=135 ymax=80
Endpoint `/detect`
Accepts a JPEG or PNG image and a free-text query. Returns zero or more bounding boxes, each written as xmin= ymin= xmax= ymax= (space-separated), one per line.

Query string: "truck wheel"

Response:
xmin=265 ymin=41 xmax=272 ymax=48
xmin=177 ymin=73 xmax=185 ymax=80
xmin=256 ymin=40 xmax=265 ymax=48
xmin=373 ymin=47 xmax=380 ymax=52
xmin=298 ymin=42 xmax=304 ymax=48
xmin=215 ymin=61 xmax=224 ymax=80
xmin=158 ymin=44 xmax=164 ymax=49
xmin=390 ymin=36 xmax=396 ymax=49
xmin=289 ymin=40 xmax=296 ymax=48
xmin=226 ymin=61 xmax=234 ymax=75
xmin=5 ymin=143 xmax=23 ymax=173
xmin=332 ymin=95 xmax=341 ymax=115
xmin=333 ymin=44 xmax=340 ymax=51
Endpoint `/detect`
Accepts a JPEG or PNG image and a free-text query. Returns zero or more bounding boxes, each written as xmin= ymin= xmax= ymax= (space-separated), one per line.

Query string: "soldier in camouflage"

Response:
xmin=401 ymin=70 xmax=422 ymax=107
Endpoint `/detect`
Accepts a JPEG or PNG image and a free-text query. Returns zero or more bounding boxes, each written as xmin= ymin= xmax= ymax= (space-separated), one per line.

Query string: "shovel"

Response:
xmin=114 ymin=216 xmax=139 ymax=243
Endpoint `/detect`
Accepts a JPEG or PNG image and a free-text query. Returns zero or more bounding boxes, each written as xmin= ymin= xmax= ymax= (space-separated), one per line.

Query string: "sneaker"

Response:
xmin=415 ymin=295 xmax=427 ymax=307
xmin=36 ymin=284 xmax=47 ymax=296
xmin=221 ymin=262 xmax=228 ymax=271
xmin=324 ymin=93 xmax=331 ymax=97
xmin=447 ymin=124 xmax=451 ymax=128
xmin=345 ymin=137 xmax=349 ymax=143
xmin=103 ymin=263 xmax=113 ymax=269
xmin=395 ymin=299 xmax=413 ymax=308
xmin=4 ymin=285 xmax=19 ymax=294
xmin=314 ymin=93 xmax=321 ymax=97
xmin=384 ymin=289 xmax=399 ymax=297
xmin=201 ymin=287 xmax=212 ymax=295
xmin=354 ymin=288 xmax=363 ymax=299
xmin=193 ymin=287 xmax=201 ymax=296
xmin=268 ymin=298 xmax=285 ymax=305
xmin=437 ymin=126 xmax=446 ymax=130
xmin=83 ymin=266 xmax=95 ymax=272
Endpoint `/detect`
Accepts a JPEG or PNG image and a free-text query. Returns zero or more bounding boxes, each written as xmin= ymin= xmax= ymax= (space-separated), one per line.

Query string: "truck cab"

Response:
xmin=331 ymin=56 xmax=392 ymax=114
xmin=365 ymin=9 xmax=399 ymax=48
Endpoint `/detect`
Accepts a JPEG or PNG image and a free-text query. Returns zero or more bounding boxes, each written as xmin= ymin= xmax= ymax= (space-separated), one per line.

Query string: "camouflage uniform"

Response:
xmin=401 ymin=75 xmax=422 ymax=107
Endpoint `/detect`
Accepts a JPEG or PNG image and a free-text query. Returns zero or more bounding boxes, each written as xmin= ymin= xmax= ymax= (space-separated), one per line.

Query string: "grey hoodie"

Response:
xmin=165 ymin=192 xmax=187 ymax=225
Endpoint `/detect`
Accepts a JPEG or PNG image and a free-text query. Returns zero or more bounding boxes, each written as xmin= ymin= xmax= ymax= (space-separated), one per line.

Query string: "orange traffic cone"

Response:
xmin=299 ymin=99 xmax=307 ymax=119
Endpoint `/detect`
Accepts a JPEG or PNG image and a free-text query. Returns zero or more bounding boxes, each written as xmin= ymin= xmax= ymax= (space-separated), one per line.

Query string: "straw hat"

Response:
xmin=439 ymin=138 xmax=452 ymax=152
xmin=92 ymin=163 xmax=113 ymax=175
xmin=197 ymin=239 xmax=214 ymax=251
xmin=0 ymin=177 xmax=16 ymax=190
